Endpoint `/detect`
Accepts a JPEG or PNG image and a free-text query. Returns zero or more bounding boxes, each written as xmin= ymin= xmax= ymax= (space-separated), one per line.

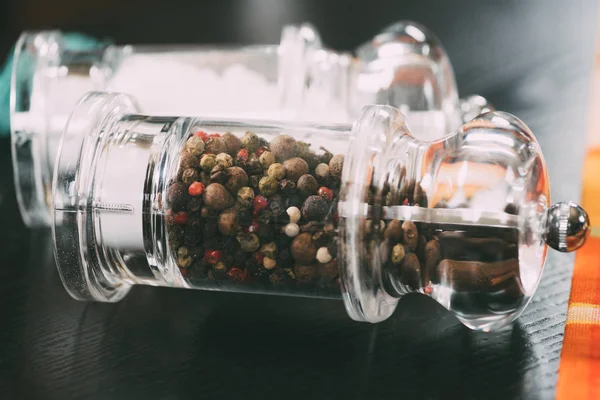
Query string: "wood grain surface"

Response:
xmin=0 ymin=1 xmax=597 ymax=398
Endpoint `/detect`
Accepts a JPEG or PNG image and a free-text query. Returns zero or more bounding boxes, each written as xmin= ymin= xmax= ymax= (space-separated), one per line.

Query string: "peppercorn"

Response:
xmin=205 ymin=137 xmax=227 ymax=154
xmin=317 ymin=186 xmax=333 ymax=201
xmin=400 ymin=253 xmax=422 ymax=290
xmin=237 ymin=187 xmax=255 ymax=209
xmin=263 ymin=257 xmax=277 ymax=270
xmin=294 ymin=264 xmax=318 ymax=283
xmin=260 ymin=241 xmax=278 ymax=259
xmin=222 ymin=167 xmax=247 ymax=194
xmin=286 ymin=206 xmax=301 ymax=223
xmin=181 ymin=168 xmax=198 ymax=186
xmin=184 ymin=226 xmax=202 ymax=246
xmin=301 ymin=195 xmax=329 ymax=221
xmin=217 ymin=208 xmax=239 ymax=236
xmin=236 ymin=148 xmax=249 ymax=164
xmin=187 ymin=197 xmax=203 ymax=212
xmin=213 ymin=261 xmax=227 ymax=279
xmin=168 ymin=225 xmax=184 ymax=248
xmin=237 ymin=232 xmax=260 ymax=252
xmin=267 ymin=163 xmax=286 ymax=180
xmin=300 ymin=221 xmax=323 ymax=233
xmin=252 ymin=195 xmax=268 ymax=214
xmin=200 ymin=153 xmax=217 ymax=172
xmin=203 ymin=183 xmax=234 ymax=210
xmin=203 ymin=221 xmax=218 ymax=238
xmin=259 ymin=151 xmax=276 ymax=169
xmin=384 ymin=219 xmax=403 ymax=243
xmin=256 ymin=210 xmax=273 ymax=226
xmin=316 ymin=247 xmax=332 ymax=264
xmin=210 ymin=164 xmax=229 ymax=184
xmin=241 ymin=131 xmax=261 ymax=152
xmin=296 ymin=174 xmax=318 ymax=197
xmin=194 ymin=131 xmax=208 ymax=141
xmin=291 ymin=233 xmax=317 ymax=263
xmin=199 ymin=171 xmax=211 ymax=186
xmin=180 ymin=152 xmax=199 ymax=170
xmin=278 ymin=179 xmax=296 ymax=195
xmin=329 ymin=154 xmax=344 ymax=178
xmin=237 ymin=209 xmax=252 ymax=227
xmin=287 ymin=194 xmax=303 ymax=208
xmin=221 ymin=132 xmax=242 ymax=155
xmin=269 ymin=268 xmax=293 ymax=287
xmin=188 ymin=181 xmax=205 ymax=197
xmin=270 ymin=134 xmax=297 ymax=161
xmin=185 ymin=135 xmax=205 ymax=157
xmin=402 ymin=220 xmax=419 ymax=252
xmin=173 ymin=211 xmax=189 ymax=225
xmin=201 ymin=206 xmax=217 ymax=219
xmin=246 ymin=155 xmax=263 ymax=175
xmin=216 ymin=153 xmax=233 ymax=168
xmin=283 ymin=157 xmax=309 ymax=182
xmin=284 ymin=223 xmax=300 ymax=237
xmin=259 ymin=176 xmax=278 ymax=196
xmin=167 ymin=182 xmax=189 ymax=211
xmin=391 ymin=243 xmax=406 ymax=265
xmin=189 ymin=260 xmax=209 ymax=280
xmin=318 ymin=259 xmax=338 ymax=281
xmin=204 ymin=249 xmax=223 ymax=264
xmin=315 ymin=163 xmax=330 ymax=180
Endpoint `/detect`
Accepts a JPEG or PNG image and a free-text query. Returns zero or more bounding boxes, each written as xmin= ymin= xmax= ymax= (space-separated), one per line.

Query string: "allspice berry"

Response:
xmin=237 ymin=187 xmax=255 ymax=209
xmin=314 ymin=163 xmax=330 ymax=180
xmin=225 ymin=167 xmax=249 ymax=193
xmin=218 ymin=208 xmax=239 ymax=236
xmin=203 ymin=183 xmax=234 ymax=210
xmin=424 ymin=240 xmax=441 ymax=284
xmin=182 ymin=168 xmax=198 ymax=186
xmin=270 ymin=134 xmax=297 ymax=161
xmin=283 ymin=157 xmax=309 ymax=182
xmin=400 ymin=253 xmax=421 ymax=290
xmin=167 ymin=182 xmax=189 ymax=211
xmin=301 ymin=195 xmax=329 ymax=221
xmin=294 ymin=264 xmax=318 ymax=283
xmin=297 ymin=174 xmax=319 ymax=196
xmin=259 ymin=176 xmax=278 ymax=196
xmin=237 ymin=232 xmax=260 ymax=252
xmin=216 ymin=153 xmax=233 ymax=168
xmin=402 ymin=220 xmax=419 ymax=252
xmin=205 ymin=137 xmax=227 ymax=155
xmin=221 ymin=132 xmax=242 ymax=155
xmin=200 ymin=153 xmax=217 ymax=172
xmin=329 ymin=154 xmax=344 ymax=177
xmin=241 ymin=131 xmax=260 ymax=152
xmin=185 ymin=136 xmax=205 ymax=156
xmin=259 ymin=151 xmax=276 ymax=169
xmin=267 ymin=163 xmax=286 ymax=180
xmin=291 ymin=233 xmax=317 ymax=263
xmin=391 ymin=243 xmax=405 ymax=265
xmin=384 ymin=219 xmax=403 ymax=243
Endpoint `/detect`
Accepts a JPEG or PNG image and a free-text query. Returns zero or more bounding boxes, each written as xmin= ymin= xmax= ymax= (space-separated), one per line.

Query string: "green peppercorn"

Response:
xmin=260 ymin=241 xmax=278 ymax=258
xmin=237 ymin=187 xmax=255 ymax=209
xmin=185 ymin=136 xmax=205 ymax=157
xmin=259 ymin=151 xmax=276 ymax=169
xmin=267 ymin=163 xmax=286 ymax=180
xmin=237 ymin=232 xmax=260 ymax=252
xmin=200 ymin=153 xmax=217 ymax=172
xmin=391 ymin=243 xmax=405 ymax=265
xmin=270 ymin=135 xmax=297 ymax=161
xmin=177 ymin=246 xmax=194 ymax=268
xmin=259 ymin=176 xmax=278 ymax=196
xmin=182 ymin=168 xmax=198 ymax=186
xmin=216 ymin=153 xmax=233 ymax=168
xmin=221 ymin=132 xmax=242 ymax=155
xmin=241 ymin=131 xmax=260 ymax=152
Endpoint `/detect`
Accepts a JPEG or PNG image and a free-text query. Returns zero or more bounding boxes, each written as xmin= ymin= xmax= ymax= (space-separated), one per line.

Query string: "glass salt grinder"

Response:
xmin=52 ymin=92 xmax=588 ymax=332
xmin=11 ymin=20 xmax=489 ymax=228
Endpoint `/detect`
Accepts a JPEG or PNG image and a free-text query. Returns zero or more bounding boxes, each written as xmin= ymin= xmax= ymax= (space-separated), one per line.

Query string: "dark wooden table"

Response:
xmin=0 ymin=1 xmax=597 ymax=398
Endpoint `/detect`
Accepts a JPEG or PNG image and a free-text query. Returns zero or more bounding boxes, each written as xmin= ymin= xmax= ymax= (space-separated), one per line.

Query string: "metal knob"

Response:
xmin=545 ymin=202 xmax=590 ymax=252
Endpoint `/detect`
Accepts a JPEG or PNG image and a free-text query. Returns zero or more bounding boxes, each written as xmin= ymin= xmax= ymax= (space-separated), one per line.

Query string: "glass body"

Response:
xmin=11 ymin=21 xmax=489 ymax=228
xmin=53 ymin=92 xmax=569 ymax=332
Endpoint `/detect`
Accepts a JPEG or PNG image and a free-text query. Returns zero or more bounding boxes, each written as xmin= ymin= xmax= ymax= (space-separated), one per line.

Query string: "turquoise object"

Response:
xmin=0 ymin=32 xmax=108 ymax=137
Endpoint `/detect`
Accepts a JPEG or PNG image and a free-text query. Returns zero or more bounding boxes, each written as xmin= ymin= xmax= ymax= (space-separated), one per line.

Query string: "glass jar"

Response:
xmin=53 ymin=92 xmax=588 ymax=332
xmin=11 ymin=21 xmax=490 ymax=227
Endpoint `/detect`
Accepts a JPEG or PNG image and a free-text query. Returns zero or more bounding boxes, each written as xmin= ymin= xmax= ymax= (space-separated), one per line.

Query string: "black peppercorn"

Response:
xmin=221 ymin=132 xmax=242 ymax=155
xmin=226 ymin=167 xmax=249 ymax=193
xmin=167 ymin=182 xmax=189 ymax=211
xmin=184 ymin=226 xmax=202 ymax=246
xmin=180 ymin=152 xmax=200 ymax=170
xmin=297 ymin=174 xmax=319 ymax=197
xmin=301 ymin=195 xmax=329 ymax=221
xmin=187 ymin=197 xmax=203 ymax=212
xmin=203 ymin=222 xmax=219 ymax=238
xmin=237 ymin=209 xmax=253 ymax=226
xmin=189 ymin=260 xmax=209 ymax=280
xmin=182 ymin=168 xmax=198 ymax=186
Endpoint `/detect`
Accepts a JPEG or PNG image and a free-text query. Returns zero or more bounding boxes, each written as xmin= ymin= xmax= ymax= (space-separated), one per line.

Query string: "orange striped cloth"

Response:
xmin=555 ymin=26 xmax=600 ymax=399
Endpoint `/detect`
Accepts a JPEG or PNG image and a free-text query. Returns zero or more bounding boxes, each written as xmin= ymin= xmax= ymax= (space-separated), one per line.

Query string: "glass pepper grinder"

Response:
xmin=11 ymin=20 xmax=489 ymax=228
xmin=52 ymin=92 xmax=588 ymax=332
